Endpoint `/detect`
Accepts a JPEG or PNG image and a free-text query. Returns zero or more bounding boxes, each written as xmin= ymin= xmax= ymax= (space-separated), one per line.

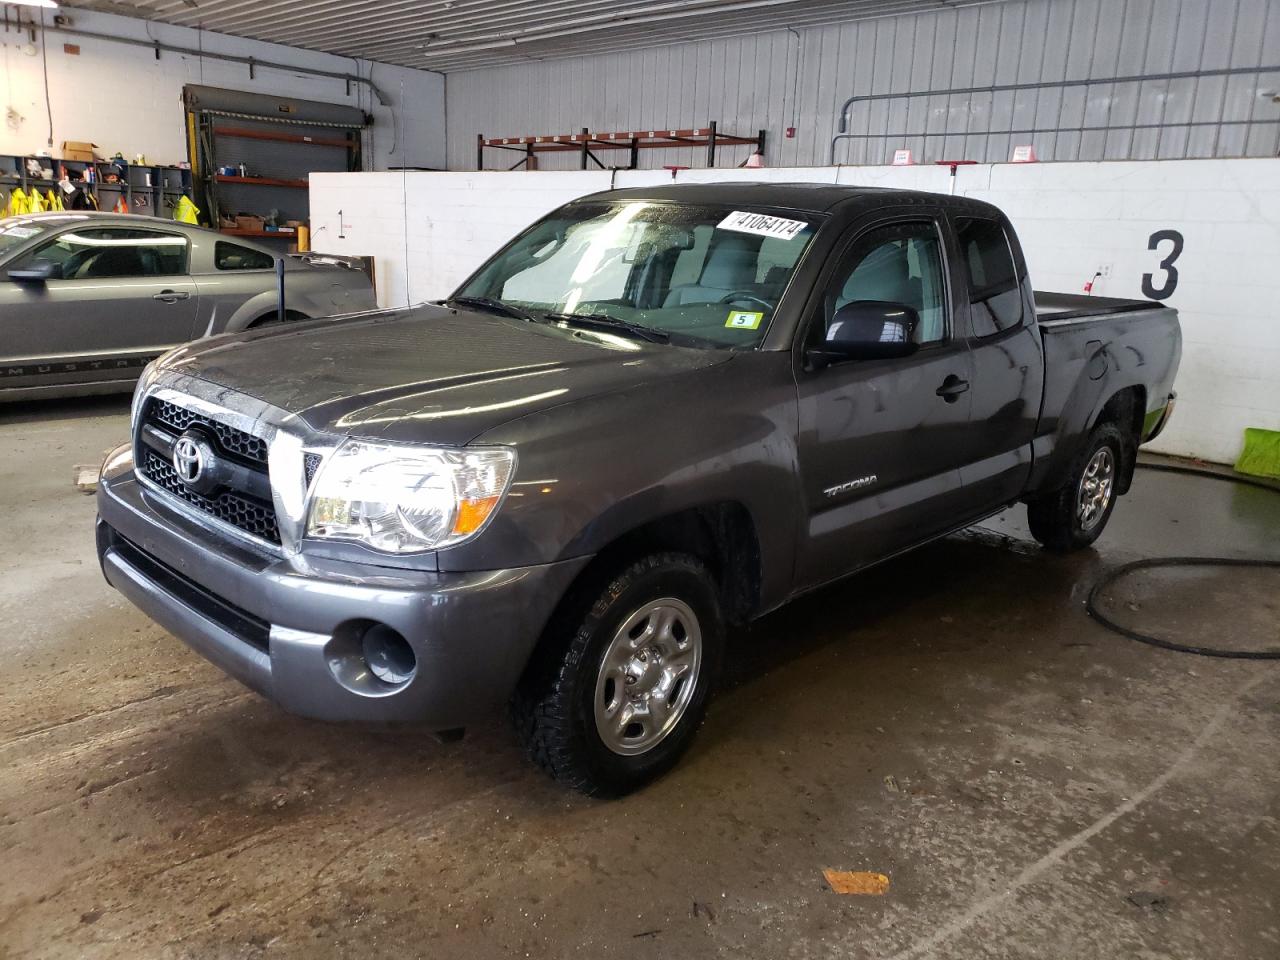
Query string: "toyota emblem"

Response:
xmin=172 ymin=435 xmax=206 ymax=485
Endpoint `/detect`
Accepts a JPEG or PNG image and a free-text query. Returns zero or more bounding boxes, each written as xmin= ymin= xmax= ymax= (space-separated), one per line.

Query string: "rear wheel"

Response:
xmin=249 ymin=310 xmax=308 ymax=329
xmin=1027 ymin=422 xmax=1124 ymax=552
xmin=512 ymin=552 xmax=722 ymax=796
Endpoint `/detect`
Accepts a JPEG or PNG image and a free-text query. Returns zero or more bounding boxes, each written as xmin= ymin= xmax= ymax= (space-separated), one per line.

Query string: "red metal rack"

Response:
xmin=477 ymin=122 xmax=765 ymax=171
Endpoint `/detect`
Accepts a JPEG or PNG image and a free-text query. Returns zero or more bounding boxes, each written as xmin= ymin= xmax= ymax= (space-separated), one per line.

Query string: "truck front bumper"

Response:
xmin=96 ymin=449 xmax=590 ymax=728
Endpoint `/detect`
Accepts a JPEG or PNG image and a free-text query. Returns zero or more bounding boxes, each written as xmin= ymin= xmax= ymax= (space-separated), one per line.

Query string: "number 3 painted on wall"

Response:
xmin=1142 ymin=229 xmax=1183 ymax=301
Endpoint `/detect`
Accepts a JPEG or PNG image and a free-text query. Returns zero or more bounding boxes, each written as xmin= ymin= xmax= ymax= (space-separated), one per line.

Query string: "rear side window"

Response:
xmin=955 ymin=217 xmax=1023 ymax=336
xmin=215 ymin=242 xmax=275 ymax=271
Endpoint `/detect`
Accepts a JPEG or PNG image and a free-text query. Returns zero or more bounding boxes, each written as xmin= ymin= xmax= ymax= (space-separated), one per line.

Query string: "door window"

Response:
xmin=821 ymin=221 xmax=948 ymax=346
xmin=11 ymin=228 xmax=189 ymax=279
xmin=955 ymin=217 xmax=1024 ymax=336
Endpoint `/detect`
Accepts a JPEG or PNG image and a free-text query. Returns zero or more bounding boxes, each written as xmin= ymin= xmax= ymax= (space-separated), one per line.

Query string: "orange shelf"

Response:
xmin=219 ymin=228 xmax=297 ymax=238
xmin=215 ymin=175 xmax=309 ymax=189
xmin=214 ymin=126 xmax=356 ymax=149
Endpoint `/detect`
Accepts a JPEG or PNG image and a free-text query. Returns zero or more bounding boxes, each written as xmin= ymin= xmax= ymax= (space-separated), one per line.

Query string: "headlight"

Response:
xmin=306 ymin=440 xmax=516 ymax=553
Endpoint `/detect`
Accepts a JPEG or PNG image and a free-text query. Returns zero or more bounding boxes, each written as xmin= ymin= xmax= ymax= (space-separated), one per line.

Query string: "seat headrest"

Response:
xmin=842 ymin=242 xmax=915 ymax=305
xmin=700 ymin=232 xmax=761 ymax=289
xmin=82 ymin=247 xmax=147 ymax=278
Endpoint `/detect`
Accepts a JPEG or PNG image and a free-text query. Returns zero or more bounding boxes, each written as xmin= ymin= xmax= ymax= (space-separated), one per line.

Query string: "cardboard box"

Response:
xmin=234 ymin=214 xmax=265 ymax=232
xmin=61 ymin=141 xmax=100 ymax=162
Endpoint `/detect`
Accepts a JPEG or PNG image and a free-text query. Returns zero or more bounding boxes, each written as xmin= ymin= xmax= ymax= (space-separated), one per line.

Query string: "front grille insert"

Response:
xmin=304 ymin=452 xmax=323 ymax=488
xmin=149 ymin=398 xmax=269 ymax=466
xmin=141 ymin=451 xmax=281 ymax=544
xmin=138 ymin=398 xmax=281 ymax=546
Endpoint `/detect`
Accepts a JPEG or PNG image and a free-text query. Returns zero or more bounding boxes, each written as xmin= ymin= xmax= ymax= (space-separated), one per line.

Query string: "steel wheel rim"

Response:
xmin=1077 ymin=447 xmax=1116 ymax=532
xmin=593 ymin=597 xmax=703 ymax=757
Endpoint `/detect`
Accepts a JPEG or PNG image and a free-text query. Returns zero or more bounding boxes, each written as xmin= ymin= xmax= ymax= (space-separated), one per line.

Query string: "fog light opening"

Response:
xmin=361 ymin=623 xmax=417 ymax=687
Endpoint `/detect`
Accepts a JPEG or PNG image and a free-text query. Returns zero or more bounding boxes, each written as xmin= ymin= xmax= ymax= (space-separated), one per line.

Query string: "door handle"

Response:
xmin=153 ymin=290 xmax=191 ymax=303
xmin=936 ymin=375 xmax=970 ymax=402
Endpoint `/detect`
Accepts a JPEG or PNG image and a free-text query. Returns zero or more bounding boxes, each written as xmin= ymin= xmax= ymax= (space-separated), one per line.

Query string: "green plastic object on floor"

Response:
xmin=1235 ymin=427 xmax=1280 ymax=479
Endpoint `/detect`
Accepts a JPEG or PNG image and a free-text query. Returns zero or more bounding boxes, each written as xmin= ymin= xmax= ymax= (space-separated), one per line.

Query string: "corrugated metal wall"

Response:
xmin=447 ymin=0 xmax=1280 ymax=170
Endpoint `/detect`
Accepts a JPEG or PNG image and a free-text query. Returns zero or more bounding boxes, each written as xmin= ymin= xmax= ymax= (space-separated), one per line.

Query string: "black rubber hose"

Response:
xmin=1135 ymin=460 xmax=1280 ymax=494
xmin=1084 ymin=461 xmax=1280 ymax=660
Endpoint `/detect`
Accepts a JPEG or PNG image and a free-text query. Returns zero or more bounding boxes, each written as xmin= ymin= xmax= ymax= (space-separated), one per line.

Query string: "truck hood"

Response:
xmin=158 ymin=304 xmax=731 ymax=446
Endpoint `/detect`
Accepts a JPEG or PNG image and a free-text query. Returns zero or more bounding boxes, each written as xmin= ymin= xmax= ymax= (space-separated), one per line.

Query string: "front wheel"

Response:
xmin=512 ymin=552 xmax=723 ymax=796
xmin=1027 ymin=422 xmax=1125 ymax=552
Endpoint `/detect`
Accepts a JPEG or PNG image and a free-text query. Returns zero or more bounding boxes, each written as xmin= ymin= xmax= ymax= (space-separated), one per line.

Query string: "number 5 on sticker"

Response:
xmin=726 ymin=310 xmax=764 ymax=330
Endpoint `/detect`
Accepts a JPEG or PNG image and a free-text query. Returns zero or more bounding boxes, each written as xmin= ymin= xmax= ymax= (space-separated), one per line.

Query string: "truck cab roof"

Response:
xmin=573 ymin=181 xmax=1007 ymax=218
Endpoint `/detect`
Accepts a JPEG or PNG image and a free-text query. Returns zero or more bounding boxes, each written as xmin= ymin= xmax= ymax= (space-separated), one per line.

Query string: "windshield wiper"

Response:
xmin=542 ymin=312 xmax=670 ymax=344
xmin=445 ymin=295 xmax=539 ymax=322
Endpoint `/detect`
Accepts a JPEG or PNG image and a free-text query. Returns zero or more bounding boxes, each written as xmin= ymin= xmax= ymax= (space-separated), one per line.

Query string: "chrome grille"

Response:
xmin=138 ymin=398 xmax=280 ymax=545
xmin=149 ymin=398 xmax=269 ymax=465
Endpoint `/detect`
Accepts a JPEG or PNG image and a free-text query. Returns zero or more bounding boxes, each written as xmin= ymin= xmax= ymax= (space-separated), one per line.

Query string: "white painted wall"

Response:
xmin=0 ymin=9 xmax=445 ymax=170
xmin=308 ymin=158 xmax=1280 ymax=465
xmin=308 ymin=170 xmax=621 ymax=310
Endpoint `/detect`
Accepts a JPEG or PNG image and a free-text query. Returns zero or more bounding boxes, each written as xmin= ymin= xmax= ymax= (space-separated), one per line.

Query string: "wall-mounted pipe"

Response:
xmin=35 ymin=22 xmax=397 ymax=106
xmin=831 ymin=64 xmax=1280 ymax=164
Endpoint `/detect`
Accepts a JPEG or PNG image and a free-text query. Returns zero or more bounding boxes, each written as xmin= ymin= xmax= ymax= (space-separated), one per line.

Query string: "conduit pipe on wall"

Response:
xmin=831 ymin=64 xmax=1280 ymax=163
xmin=33 ymin=22 xmax=397 ymax=106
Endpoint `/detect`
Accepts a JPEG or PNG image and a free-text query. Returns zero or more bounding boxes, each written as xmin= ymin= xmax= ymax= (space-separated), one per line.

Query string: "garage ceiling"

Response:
xmin=60 ymin=0 xmax=1008 ymax=72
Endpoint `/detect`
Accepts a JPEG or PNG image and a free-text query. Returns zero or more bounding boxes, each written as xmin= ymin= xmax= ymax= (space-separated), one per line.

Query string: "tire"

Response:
xmin=1027 ymin=422 xmax=1125 ymax=552
xmin=249 ymin=311 xmax=307 ymax=329
xmin=512 ymin=552 xmax=723 ymax=797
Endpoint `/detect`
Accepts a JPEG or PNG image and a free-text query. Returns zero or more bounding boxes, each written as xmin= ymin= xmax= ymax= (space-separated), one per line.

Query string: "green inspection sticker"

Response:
xmin=725 ymin=310 xmax=764 ymax=330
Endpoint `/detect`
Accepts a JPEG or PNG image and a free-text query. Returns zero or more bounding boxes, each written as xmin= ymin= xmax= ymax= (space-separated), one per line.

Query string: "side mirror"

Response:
xmin=8 ymin=260 xmax=63 ymax=284
xmin=808 ymin=300 xmax=920 ymax=368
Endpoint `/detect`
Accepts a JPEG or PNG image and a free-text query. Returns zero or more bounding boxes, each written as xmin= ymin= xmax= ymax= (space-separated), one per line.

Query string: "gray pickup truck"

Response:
xmin=96 ymin=184 xmax=1180 ymax=795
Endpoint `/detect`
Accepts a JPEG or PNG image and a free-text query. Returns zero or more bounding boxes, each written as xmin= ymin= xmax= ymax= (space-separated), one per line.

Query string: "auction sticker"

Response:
xmin=717 ymin=210 xmax=808 ymax=241
xmin=725 ymin=310 xmax=764 ymax=330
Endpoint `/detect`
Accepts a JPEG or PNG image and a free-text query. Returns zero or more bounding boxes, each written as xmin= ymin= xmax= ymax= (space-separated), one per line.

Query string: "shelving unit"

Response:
xmin=477 ymin=122 xmax=767 ymax=170
xmin=184 ymin=84 xmax=368 ymax=249
xmin=0 ymin=154 xmax=193 ymax=219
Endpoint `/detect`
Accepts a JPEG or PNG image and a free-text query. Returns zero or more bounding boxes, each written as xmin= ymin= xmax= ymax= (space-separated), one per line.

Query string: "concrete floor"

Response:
xmin=1 ymin=396 xmax=1277 ymax=960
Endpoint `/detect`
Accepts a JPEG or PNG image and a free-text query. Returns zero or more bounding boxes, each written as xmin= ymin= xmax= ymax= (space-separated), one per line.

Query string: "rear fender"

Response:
xmin=1029 ymin=348 xmax=1147 ymax=496
xmin=216 ymin=290 xmax=289 ymax=334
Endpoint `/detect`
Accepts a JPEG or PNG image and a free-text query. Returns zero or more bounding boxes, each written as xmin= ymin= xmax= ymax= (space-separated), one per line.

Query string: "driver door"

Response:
xmin=794 ymin=212 xmax=976 ymax=588
xmin=0 ymin=226 xmax=199 ymax=394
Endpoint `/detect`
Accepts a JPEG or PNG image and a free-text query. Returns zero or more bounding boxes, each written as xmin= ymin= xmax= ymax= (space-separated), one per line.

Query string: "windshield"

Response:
xmin=0 ymin=220 xmax=51 ymax=259
xmin=455 ymin=201 xmax=819 ymax=348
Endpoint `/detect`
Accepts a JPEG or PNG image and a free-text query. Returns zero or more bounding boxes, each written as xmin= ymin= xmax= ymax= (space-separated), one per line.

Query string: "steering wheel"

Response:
xmin=718 ymin=292 xmax=774 ymax=310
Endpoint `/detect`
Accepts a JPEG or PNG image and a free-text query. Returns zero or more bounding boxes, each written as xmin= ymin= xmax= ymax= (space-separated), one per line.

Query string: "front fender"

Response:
xmin=446 ymin=352 xmax=803 ymax=612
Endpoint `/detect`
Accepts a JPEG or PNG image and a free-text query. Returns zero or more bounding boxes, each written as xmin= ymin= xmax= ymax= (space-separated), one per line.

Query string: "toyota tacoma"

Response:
xmin=96 ymin=184 xmax=1181 ymax=795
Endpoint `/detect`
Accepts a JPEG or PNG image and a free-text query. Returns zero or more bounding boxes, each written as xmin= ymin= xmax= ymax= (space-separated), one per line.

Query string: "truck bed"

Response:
xmin=1027 ymin=291 xmax=1180 ymax=495
xmin=1034 ymin=291 xmax=1160 ymax=324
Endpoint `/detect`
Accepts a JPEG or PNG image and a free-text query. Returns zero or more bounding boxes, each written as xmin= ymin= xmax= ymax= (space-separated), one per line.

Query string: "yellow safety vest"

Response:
xmin=5 ymin=188 xmax=30 ymax=216
xmin=174 ymin=195 xmax=201 ymax=225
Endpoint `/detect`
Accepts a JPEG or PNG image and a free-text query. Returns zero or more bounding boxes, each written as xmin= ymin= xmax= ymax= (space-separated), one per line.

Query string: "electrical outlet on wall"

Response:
xmin=1097 ymin=263 xmax=1113 ymax=279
